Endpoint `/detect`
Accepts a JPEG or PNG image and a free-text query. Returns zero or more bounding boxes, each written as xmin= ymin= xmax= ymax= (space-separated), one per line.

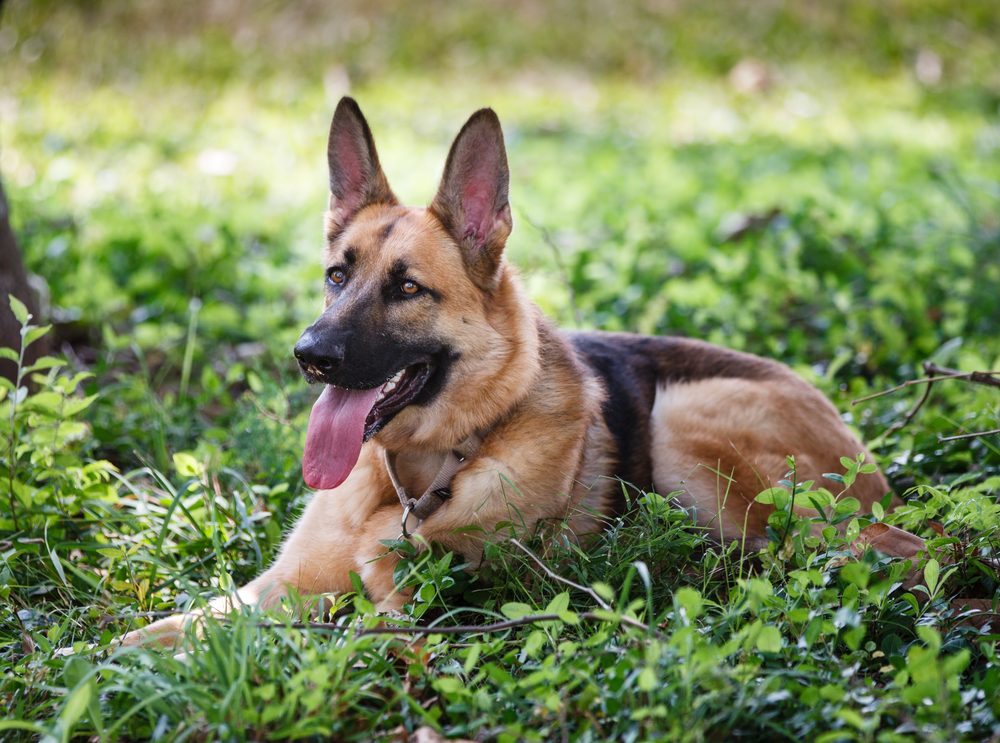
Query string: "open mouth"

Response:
xmin=301 ymin=360 xmax=439 ymax=491
xmin=363 ymin=362 xmax=435 ymax=439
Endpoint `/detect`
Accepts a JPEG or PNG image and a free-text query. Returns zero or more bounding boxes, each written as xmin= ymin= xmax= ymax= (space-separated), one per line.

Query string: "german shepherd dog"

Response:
xmin=125 ymin=98 xmax=926 ymax=647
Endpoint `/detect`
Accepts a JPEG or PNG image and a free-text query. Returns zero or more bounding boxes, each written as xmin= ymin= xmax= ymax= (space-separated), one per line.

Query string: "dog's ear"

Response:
xmin=327 ymin=97 xmax=397 ymax=231
xmin=430 ymin=108 xmax=512 ymax=290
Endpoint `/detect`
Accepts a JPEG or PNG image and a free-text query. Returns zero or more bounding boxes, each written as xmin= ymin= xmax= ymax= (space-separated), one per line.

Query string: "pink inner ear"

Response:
xmin=334 ymin=131 xmax=368 ymax=214
xmin=457 ymin=138 xmax=501 ymax=247
xmin=461 ymin=180 xmax=494 ymax=246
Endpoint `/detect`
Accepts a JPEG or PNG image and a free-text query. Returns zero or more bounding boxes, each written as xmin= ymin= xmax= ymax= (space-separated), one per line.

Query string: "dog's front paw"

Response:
xmin=119 ymin=612 xmax=198 ymax=650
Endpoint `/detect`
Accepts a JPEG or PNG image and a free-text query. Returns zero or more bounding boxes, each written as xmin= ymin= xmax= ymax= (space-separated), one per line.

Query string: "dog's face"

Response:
xmin=295 ymin=99 xmax=516 ymax=489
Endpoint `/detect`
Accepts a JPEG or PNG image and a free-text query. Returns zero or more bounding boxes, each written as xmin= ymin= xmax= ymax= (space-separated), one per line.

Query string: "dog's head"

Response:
xmin=295 ymin=98 xmax=535 ymax=490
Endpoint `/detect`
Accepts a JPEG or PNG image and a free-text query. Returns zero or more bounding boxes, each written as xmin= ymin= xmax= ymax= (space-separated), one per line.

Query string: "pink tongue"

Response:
xmin=302 ymin=385 xmax=382 ymax=490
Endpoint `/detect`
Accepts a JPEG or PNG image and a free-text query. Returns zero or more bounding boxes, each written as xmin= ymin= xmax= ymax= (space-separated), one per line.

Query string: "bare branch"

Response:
xmin=257 ymin=611 xmax=632 ymax=637
xmin=509 ymin=538 xmax=612 ymax=610
xmin=883 ymin=373 xmax=936 ymax=437
xmin=924 ymin=362 xmax=1000 ymax=389
xmin=852 ymin=360 xmax=999 ymax=441
xmin=507 ymin=538 xmax=658 ymax=634
xmin=852 ymin=368 xmax=1000 ymax=406
xmin=939 ymin=428 xmax=1000 ymax=442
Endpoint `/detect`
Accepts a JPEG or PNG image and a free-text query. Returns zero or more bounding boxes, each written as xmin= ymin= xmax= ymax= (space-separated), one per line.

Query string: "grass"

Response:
xmin=1 ymin=1 xmax=999 ymax=740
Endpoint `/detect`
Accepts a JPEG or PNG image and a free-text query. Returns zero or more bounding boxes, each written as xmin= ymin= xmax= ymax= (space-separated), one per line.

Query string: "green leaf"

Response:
xmin=349 ymin=571 xmax=365 ymax=595
xmin=545 ymin=591 xmax=570 ymax=615
xmin=842 ymin=583 xmax=860 ymax=607
xmin=845 ymin=518 xmax=860 ymax=543
xmin=63 ymin=659 xmax=103 ymax=736
xmin=804 ymin=618 xmax=824 ymax=646
xmin=756 ymin=625 xmax=782 ymax=653
xmin=840 ymin=561 xmax=870 ymax=589
xmin=942 ymin=649 xmax=971 ymax=677
xmin=637 ymin=666 xmax=657 ymax=691
xmin=843 ymin=624 xmax=866 ymax=651
xmin=462 ymin=643 xmax=482 ymax=675
xmin=61 ymin=395 xmax=98 ymax=416
xmin=837 ymin=707 xmax=867 ymax=730
xmin=523 ymin=629 xmax=546 ymax=657
xmin=22 ymin=325 xmax=52 ymax=349
xmin=923 ymin=558 xmax=940 ymax=596
xmin=501 ymin=602 xmax=534 ymax=620
xmin=22 ymin=391 xmax=63 ymax=412
xmin=916 ymin=624 xmax=941 ymax=651
xmin=755 ymin=487 xmax=789 ymax=509
xmin=673 ymin=587 xmax=703 ymax=620
xmin=0 ymin=347 xmax=18 ymax=362
xmin=591 ymin=582 xmax=615 ymax=602
xmin=805 ymin=489 xmax=835 ymax=509
xmin=433 ymin=677 xmax=465 ymax=695
xmin=58 ymin=679 xmax=92 ymax=737
xmin=8 ymin=295 xmax=29 ymax=324
xmin=900 ymin=592 xmax=920 ymax=615
xmin=22 ymin=357 xmax=64 ymax=374
xmin=172 ymin=452 xmax=204 ymax=478
xmin=835 ymin=497 xmax=861 ymax=515
xmin=50 ymin=548 xmax=69 ymax=586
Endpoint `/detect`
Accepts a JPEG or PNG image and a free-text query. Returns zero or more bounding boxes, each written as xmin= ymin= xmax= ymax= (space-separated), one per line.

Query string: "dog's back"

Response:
xmin=570 ymin=331 xmax=890 ymax=542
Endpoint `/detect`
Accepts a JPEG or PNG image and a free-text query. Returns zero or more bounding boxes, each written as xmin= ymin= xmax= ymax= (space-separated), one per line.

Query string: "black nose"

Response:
xmin=293 ymin=329 xmax=345 ymax=376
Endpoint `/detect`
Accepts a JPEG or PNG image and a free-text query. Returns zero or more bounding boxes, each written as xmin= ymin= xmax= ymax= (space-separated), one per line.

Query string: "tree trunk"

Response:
xmin=0 ymin=179 xmax=42 ymax=382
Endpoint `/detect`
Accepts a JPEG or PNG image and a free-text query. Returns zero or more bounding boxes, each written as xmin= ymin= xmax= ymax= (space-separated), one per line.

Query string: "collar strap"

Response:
xmin=384 ymin=433 xmax=483 ymax=538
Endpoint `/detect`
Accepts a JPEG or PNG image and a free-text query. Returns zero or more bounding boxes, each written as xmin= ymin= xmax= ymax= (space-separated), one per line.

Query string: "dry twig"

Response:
xmin=258 ymin=612 xmax=622 ymax=637
xmin=509 ymin=538 xmax=612 ymax=610
xmin=852 ymin=360 xmax=1000 ymax=440
xmin=852 ymin=365 xmax=1000 ymax=406
xmin=939 ymin=428 xmax=1000 ymax=442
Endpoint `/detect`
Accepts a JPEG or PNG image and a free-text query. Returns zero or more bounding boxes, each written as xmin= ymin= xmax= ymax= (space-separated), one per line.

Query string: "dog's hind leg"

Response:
xmin=647 ymin=376 xmax=890 ymax=545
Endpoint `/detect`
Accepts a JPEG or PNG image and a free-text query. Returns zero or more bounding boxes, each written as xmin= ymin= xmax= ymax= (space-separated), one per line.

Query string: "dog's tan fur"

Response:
xmin=651 ymin=376 xmax=888 ymax=546
xmin=123 ymin=100 xmax=912 ymax=648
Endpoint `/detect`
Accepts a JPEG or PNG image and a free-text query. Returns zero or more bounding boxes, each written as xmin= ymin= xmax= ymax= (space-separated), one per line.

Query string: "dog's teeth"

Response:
xmin=375 ymin=369 xmax=406 ymax=403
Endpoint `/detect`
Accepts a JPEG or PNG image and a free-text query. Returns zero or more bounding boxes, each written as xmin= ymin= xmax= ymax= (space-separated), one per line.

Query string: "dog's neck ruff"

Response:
xmin=384 ymin=432 xmax=483 ymax=538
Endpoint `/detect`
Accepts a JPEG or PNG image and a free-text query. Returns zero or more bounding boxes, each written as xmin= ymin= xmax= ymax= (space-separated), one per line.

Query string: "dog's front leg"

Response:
xmin=121 ymin=451 xmax=394 ymax=648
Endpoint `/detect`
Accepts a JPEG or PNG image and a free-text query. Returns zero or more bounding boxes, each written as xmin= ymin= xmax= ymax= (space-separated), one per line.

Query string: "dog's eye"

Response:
xmin=327 ymin=268 xmax=347 ymax=286
xmin=401 ymin=280 xmax=421 ymax=295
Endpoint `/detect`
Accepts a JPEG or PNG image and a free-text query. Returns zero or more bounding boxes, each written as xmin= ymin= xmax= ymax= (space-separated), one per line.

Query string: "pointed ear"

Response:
xmin=327 ymin=97 xmax=397 ymax=231
xmin=430 ymin=108 xmax=512 ymax=290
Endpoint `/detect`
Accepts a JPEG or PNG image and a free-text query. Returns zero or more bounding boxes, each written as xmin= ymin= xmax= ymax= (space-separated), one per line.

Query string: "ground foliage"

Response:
xmin=1 ymin=1 xmax=999 ymax=740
